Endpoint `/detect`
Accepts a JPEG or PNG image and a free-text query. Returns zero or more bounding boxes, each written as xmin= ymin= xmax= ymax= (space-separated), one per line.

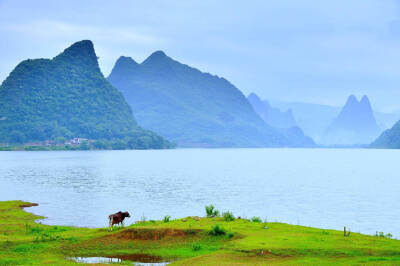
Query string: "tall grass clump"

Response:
xmin=209 ymin=224 xmax=226 ymax=236
xmin=205 ymin=205 xmax=219 ymax=217
xmin=376 ymin=231 xmax=393 ymax=238
xmin=222 ymin=211 xmax=235 ymax=221
xmin=163 ymin=215 xmax=171 ymax=223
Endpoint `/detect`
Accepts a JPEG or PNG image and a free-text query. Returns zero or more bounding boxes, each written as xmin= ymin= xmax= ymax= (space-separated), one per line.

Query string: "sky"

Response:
xmin=1 ymin=0 xmax=400 ymax=112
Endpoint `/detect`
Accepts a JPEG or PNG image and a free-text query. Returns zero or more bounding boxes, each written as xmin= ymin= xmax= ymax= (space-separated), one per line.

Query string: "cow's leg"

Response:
xmin=109 ymin=218 xmax=112 ymax=231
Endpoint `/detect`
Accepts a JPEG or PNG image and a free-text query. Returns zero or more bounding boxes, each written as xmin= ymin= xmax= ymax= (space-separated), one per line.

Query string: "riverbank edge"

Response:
xmin=2 ymin=200 xmax=400 ymax=265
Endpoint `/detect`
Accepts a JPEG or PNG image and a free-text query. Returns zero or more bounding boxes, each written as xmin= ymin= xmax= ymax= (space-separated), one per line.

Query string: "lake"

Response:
xmin=1 ymin=148 xmax=399 ymax=237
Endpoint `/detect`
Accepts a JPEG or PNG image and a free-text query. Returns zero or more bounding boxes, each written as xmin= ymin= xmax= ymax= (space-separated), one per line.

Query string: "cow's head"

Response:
xmin=123 ymin=212 xmax=131 ymax=218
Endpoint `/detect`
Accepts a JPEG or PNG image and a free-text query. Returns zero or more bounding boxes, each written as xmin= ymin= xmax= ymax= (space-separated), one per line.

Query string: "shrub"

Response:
xmin=163 ymin=215 xmax=171 ymax=223
xmin=205 ymin=205 xmax=219 ymax=217
xmin=209 ymin=224 xmax=226 ymax=236
xmin=192 ymin=244 xmax=202 ymax=251
xmin=222 ymin=211 xmax=235 ymax=221
xmin=376 ymin=231 xmax=385 ymax=237
xmin=251 ymin=217 xmax=262 ymax=223
xmin=376 ymin=231 xmax=393 ymax=238
xmin=227 ymin=231 xmax=235 ymax=238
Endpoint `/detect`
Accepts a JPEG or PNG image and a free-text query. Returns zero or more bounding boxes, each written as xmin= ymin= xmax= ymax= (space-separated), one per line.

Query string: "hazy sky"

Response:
xmin=1 ymin=0 xmax=400 ymax=111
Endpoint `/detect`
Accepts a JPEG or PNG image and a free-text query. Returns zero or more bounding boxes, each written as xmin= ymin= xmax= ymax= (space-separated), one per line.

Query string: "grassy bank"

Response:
xmin=1 ymin=201 xmax=400 ymax=265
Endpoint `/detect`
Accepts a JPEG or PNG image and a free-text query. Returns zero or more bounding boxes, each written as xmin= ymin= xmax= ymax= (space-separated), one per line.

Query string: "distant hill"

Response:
xmin=247 ymin=93 xmax=297 ymax=129
xmin=371 ymin=121 xmax=400 ymax=148
xmin=271 ymin=99 xmax=397 ymax=144
xmin=270 ymin=100 xmax=340 ymax=142
xmin=321 ymin=95 xmax=380 ymax=145
xmin=0 ymin=40 xmax=171 ymax=149
xmin=108 ymin=52 xmax=314 ymax=147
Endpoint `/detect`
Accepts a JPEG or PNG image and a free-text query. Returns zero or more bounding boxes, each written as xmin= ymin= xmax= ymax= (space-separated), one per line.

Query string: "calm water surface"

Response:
xmin=1 ymin=149 xmax=399 ymax=237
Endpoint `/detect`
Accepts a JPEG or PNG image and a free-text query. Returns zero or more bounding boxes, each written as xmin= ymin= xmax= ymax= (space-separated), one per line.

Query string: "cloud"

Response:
xmin=2 ymin=0 xmax=400 ymax=111
xmin=0 ymin=20 xmax=164 ymax=45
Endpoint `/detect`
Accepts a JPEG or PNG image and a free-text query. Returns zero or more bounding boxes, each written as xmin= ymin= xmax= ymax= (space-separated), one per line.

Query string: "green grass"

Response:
xmin=1 ymin=201 xmax=400 ymax=265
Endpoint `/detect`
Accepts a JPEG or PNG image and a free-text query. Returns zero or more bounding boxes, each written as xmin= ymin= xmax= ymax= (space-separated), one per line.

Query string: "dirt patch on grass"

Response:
xmin=18 ymin=203 xmax=38 ymax=208
xmin=107 ymin=228 xmax=202 ymax=241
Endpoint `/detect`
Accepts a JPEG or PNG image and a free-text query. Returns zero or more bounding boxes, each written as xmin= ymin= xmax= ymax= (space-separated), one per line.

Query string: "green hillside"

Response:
xmin=108 ymin=53 xmax=314 ymax=147
xmin=0 ymin=40 xmax=171 ymax=149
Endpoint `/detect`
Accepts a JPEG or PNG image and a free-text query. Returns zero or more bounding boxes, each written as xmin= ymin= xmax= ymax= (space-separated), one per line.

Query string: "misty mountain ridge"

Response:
xmin=270 ymin=99 xmax=398 ymax=143
xmin=0 ymin=40 xmax=171 ymax=149
xmin=371 ymin=120 xmax=400 ymax=148
xmin=108 ymin=52 xmax=315 ymax=147
xmin=321 ymin=95 xmax=380 ymax=145
xmin=247 ymin=93 xmax=298 ymax=129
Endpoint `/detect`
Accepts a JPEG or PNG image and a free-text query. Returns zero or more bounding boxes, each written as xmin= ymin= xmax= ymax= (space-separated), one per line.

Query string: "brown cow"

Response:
xmin=108 ymin=211 xmax=130 ymax=231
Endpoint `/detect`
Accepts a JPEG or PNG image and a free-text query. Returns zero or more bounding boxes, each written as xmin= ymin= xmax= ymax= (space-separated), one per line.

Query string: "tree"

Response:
xmin=9 ymin=131 xmax=25 ymax=144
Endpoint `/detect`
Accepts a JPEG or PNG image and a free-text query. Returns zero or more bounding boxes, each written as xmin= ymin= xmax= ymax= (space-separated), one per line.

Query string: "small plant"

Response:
xmin=375 ymin=231 xmax=393 ymax=238
xmin=209 ymin=224 xmax=226 ymax=236
xmin=192 ymin=243 xmax=202 ymax=251
xmin=344 ymin=226 xmax=350 ymax=237
xmin=251 ymin=217 xmax=262 ymax=223
xmin=376 ymin=231 xmax=385 ymax=237
xmin=185 ymin=225 xmax=196 ymax=235
xmin=222 ymin=211 xmax=235 ymax=221
xmin=163 ymin=215 xmax=171 ymax=223
xmin=227 ymin=231 xmax=235 ymax=238
xmin=205 ymin=205 xmax=219 ymax=217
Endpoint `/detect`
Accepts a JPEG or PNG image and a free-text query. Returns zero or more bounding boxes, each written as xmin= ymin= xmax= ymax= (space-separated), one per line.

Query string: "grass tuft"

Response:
xmin=209 ymin=224 xmax=226 ymax=236
xmin=251 ymin=217 xmax=262 ymax=223
xmin=163 ymin=215 xmax=171 ymax=223
xmin=222 ymin=211 xmax=235 ymax=222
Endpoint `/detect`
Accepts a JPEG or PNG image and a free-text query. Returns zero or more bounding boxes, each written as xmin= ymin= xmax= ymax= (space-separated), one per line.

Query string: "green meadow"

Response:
xmin=1 ymin=201 xmax=400 ymax=265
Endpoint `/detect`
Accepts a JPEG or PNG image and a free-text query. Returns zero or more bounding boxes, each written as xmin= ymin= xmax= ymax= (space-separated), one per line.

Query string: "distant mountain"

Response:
xmin=271 ymin=100 xmax=398 ymax=143
xmin=0 ymin=40 xmax=171 ymax=149
xmin=247 ymin=93 xmax=297 ymax=128
xmin=371 ymin=120 xmax=400 ymax=148
xmin=321 ymin=95 xmax=380 ymax=145
xmin=108 ymin=53 xmax=314 ymax=147
xmin=270 ymin=100 xmax=340 ymax=142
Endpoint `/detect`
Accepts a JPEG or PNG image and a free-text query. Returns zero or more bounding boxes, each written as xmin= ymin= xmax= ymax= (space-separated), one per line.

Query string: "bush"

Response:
xmin=205 ymin=205 xmax=219 ymax=217
xmin=163 ymin=215 xmax=171 ymax=223
xmin=251 ymin=217 xmax=262 ymax=223
xmin=192 ymin=244 xmax=202 ymax=251
xmin=375 ymin=231 xmax=393 ymax=238
xmin=209 ymin=224 xmax=226 ymax=236
xmin=222 ymin=211 xmax=235 ymax=221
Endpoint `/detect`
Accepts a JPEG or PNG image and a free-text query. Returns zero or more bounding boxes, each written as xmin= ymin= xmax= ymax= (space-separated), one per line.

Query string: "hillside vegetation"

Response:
xmin=108 ymin=53 xmax=314 ymax=148
xmin=0 ymin=40 xmax=171 ymax=149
